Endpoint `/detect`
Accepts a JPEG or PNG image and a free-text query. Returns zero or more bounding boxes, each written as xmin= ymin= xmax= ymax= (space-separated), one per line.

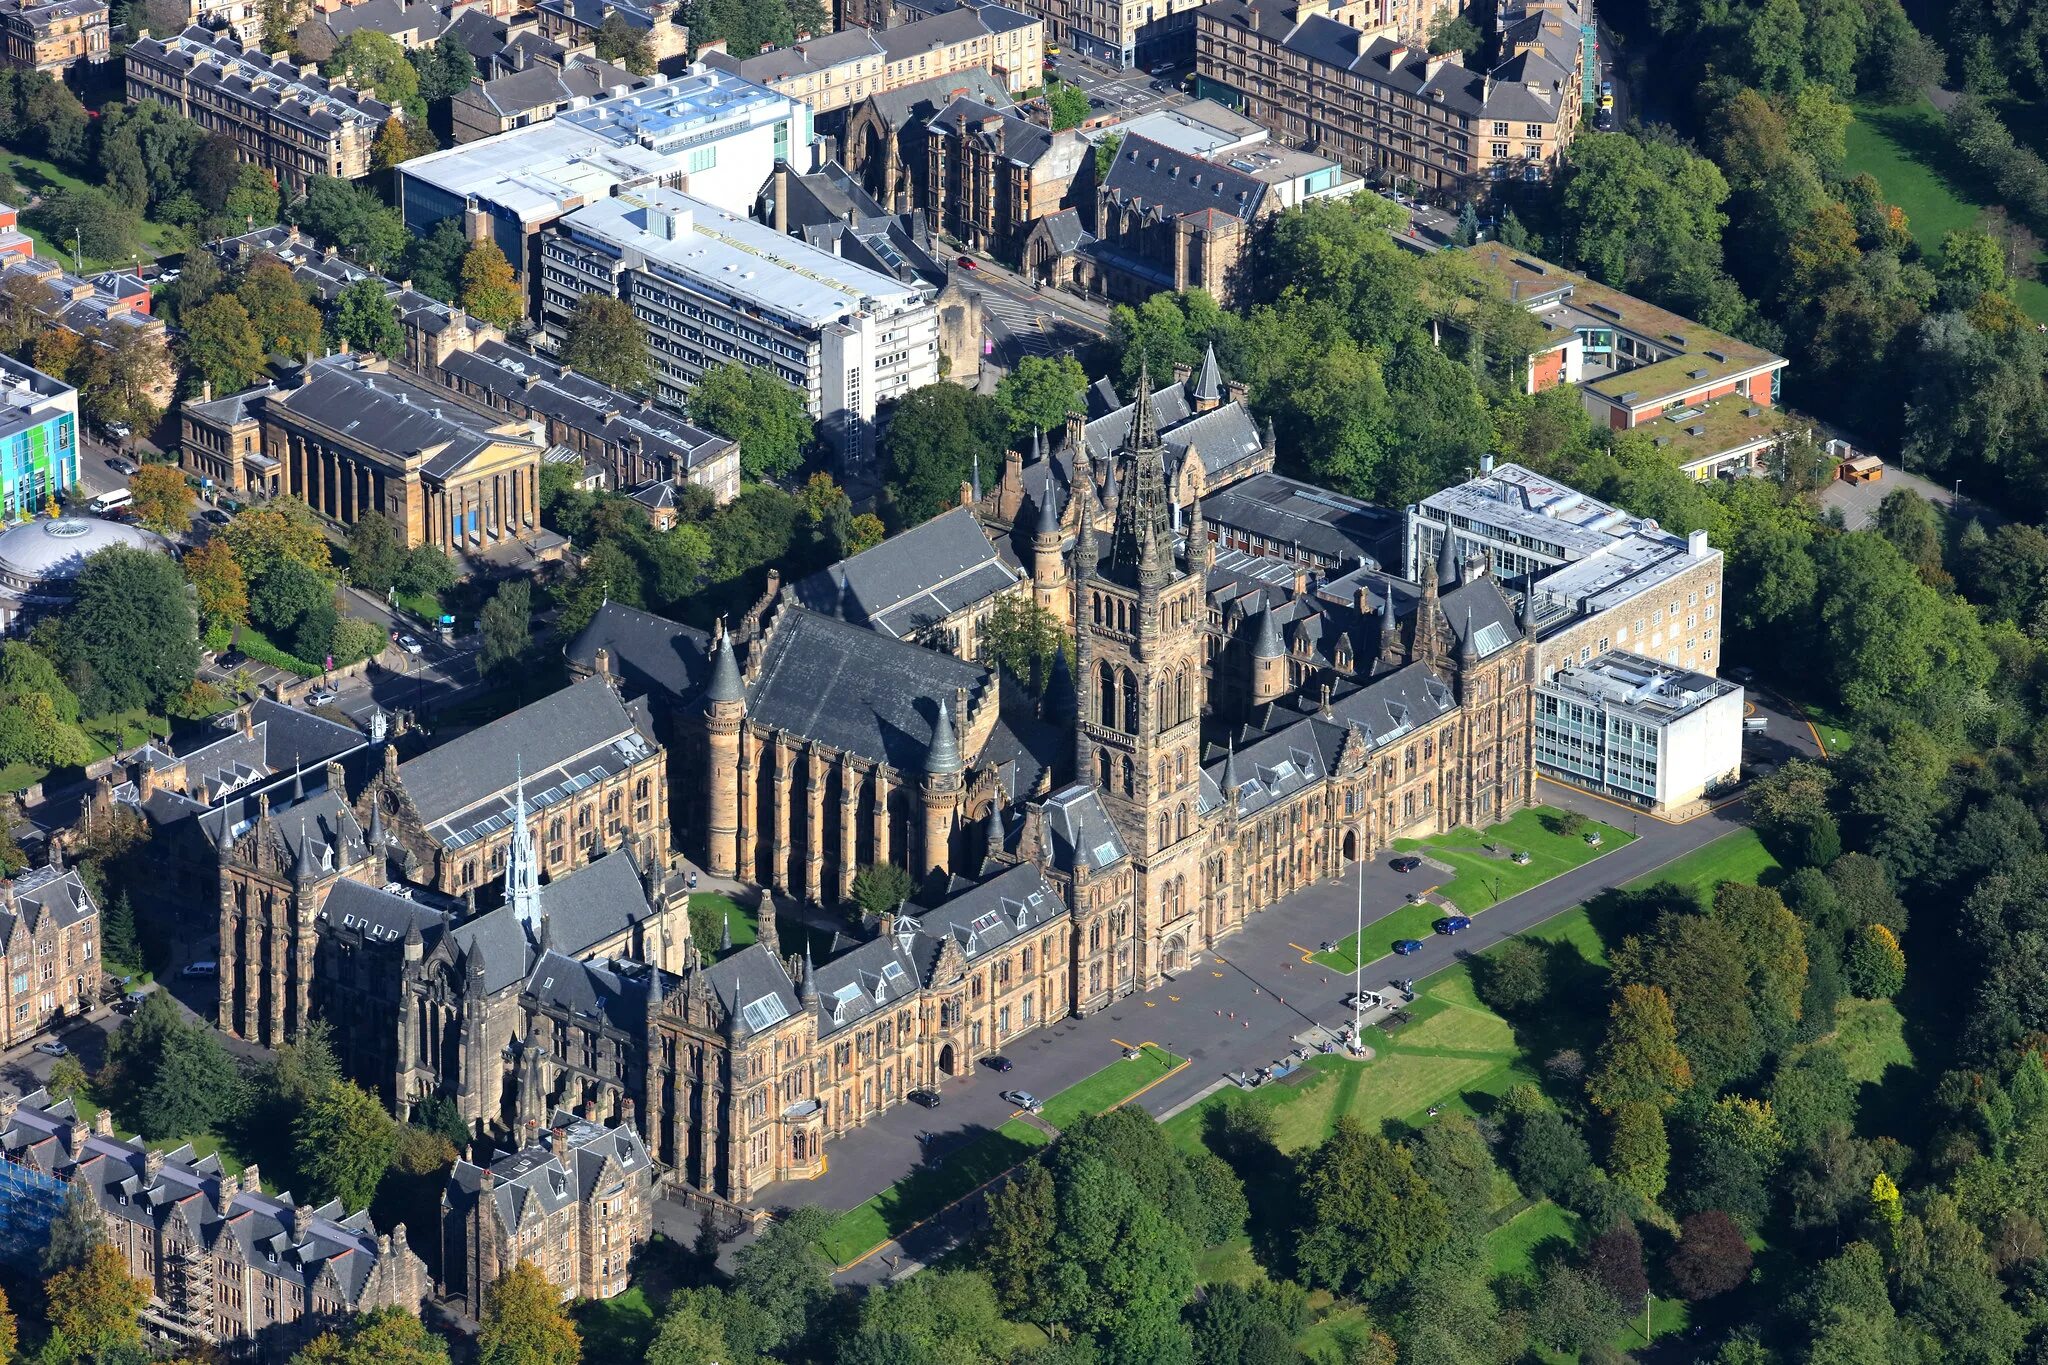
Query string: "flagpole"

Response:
xmin=1352 ymin=854 xmax=1364 ymax=1039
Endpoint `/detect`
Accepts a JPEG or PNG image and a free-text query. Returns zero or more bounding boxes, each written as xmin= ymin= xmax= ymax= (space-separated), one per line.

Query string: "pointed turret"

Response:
xmin=706 ymin=634 xmax=744 ymax=707
xmin=1413 ymin=557 xmax=1444 ymax=663
xmin=971 ymin=451 xmax=983 ymax=503
xmin=925 ymin=700 xmax=961 ymax=776
xmin=1435 ymin=530 xmax=1460 ymax=591
xmin=1191 ymin=342 xmax=1223 ymax=410
xmin=294 ymin=817 xmax=319 ymax=883
xmin=1251 ymin=605 xmax=1284 ymax=659
xmin=799 ymin=942 xmax=818 ymax=1005
xmin=1035 ymin=480 xmax=1060 ymax=537
xmin=366 ymin=801 xmax=386 ymax=851
xmin=983 ymin=803 xmax=1004 ymax=861
xmin=1187 ymin=489 xmax=1212 ymax=572
xmin=1459 ymin=605 xmax=1478 ymax=665
xmin=1105 ymin=360 xmax=1179 ymax=590
xmin=724 ymin=970 xmax=748 ymax=1038
xmin=1221 ymin=739 xmax=1244 ymax=798
xmin=720 ymin=904 xmax=732 ymax=951
xmin=1074 ymin=463 xmax=1098 ymax=576
xmin=290 ymin=762 xmax=304 ymax=804
xmin=1517 ymin=574 xmax=1537 ymax=637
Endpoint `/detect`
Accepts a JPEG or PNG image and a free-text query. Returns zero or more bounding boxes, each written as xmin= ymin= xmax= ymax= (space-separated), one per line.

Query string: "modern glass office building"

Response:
xmin=0 ymin=354 xmax=77 ymax=521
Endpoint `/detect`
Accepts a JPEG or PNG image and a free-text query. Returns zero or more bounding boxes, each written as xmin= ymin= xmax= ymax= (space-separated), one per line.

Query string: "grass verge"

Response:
xmin=1038 ymin=1043 xmax=1184 ymax=1130
xmin=817 ymin=1118 xmax=1051 ymax=1266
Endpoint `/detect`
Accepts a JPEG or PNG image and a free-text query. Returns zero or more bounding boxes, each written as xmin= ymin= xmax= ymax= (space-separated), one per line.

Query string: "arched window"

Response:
xmin=1174 ymin=665 xmax=1189 ymax=724
xmin=1121 ymin=668 xmax=1139 ymax=732
xmin=1098 ymin=661 xmax=1117 ymax=727
xmin=1122 ymin=756 xmax=1135 ymax=797
xmin=1159 ymin=815 xmax=1171 ymax=846
xmin=1092 ymin=594 xmax=1102 ymax=626
xmin=1176 ymin=806 xmax=1188 ymax=841
xmin=1097 ymin=748 xmax=1111 ymax=790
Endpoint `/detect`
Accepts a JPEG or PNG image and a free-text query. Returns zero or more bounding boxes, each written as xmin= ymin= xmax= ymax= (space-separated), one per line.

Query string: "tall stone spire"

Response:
xmin=1191 ymin=342 xmax=1222 ymax=410
xmin=1435 ymin=529 xmax=1460 ymax=591
xmin=506 ymin=760 xmax=543 ymax=937
xmin=1412 ymin=557 xmax=1443 ymax=663
xmin=926 ymin=699 xmax=961 ymax=776
xmin=294 ymin=816 xmax=319 ymax=883
xmin=1377 ymin=577 xmax=1403 ymax=668
xmin=1105 ymin=359 xmax=1177 ymax=589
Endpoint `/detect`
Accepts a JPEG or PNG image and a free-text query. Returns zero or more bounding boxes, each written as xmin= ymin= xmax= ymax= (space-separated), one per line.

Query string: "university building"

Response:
xmin=0 ymin=0 xmax=106 ymax=73
xmin=566 ymin=358 xmax=1539 ymax=1199
xmin=0 ymin=862 xmax=99 ymax=1052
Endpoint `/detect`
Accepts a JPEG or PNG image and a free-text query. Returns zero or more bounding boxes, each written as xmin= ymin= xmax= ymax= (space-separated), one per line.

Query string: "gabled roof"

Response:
xmin=1102 ymin=133 xmax=1268 ymax=223
xmin=1038 ymin=784 xmax=1126 ymax=873
xmin=563 ymin=600 xmax=715 ymax=705
xmin=0 ymin=865 xmax=95 ymax=953
xmin=790 ymin=505 xmax=1019 ymax=639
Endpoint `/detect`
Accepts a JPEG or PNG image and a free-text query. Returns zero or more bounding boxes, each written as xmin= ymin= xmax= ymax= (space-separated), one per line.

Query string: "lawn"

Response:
xmin=687 ymin=893 xmax=754 ymax=960
xmin=1165 ymin=969 xmax=1536 ymax=1155
xmin=0 ymin=151 xmax=184 ymax=271
xmin=1484 ymin=1199 xmax=1581 ymax=1281
xmin=1038 ymin=1043 xmax=1184 ymax=1129
xmin=1313 ymin=806 xmax=1633 ymax=971
xmin=1625 ymin=827 xmax=1779 ymax=900
xmin=1845 ymin=98 xmax=2048 ymax=322
xmin=574 ymin=1284 xmax=657 ymax=1363
xmin=816 ymin=1118 xmax=1051 ymax=1267
xmin=1830 ymin=996 xmax=1911 ymax=1084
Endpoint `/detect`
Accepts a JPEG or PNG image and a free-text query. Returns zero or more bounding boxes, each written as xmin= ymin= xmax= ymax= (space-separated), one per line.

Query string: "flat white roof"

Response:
xmin=1541 ymin=650 xmax=1741 ymax=725
xmin=560 ymin=187 xmax=931 ymax=327
xmin=401 ymin=66 xmax=800 ymax=224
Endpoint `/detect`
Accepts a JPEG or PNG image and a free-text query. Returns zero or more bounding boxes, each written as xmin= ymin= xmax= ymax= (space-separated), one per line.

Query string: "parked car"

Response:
xmin=981 ymin=1055 xmax=1013 ymax=1073
xmin=1433 ymin=916 xmax=1472 ymax=936
xmin=306 ymin=687 xmax=338 ymax=706
xmin=107 ymin=457 xmax=136 ymax=475
xmin=33 ymin=1040 xmax=68 ymax=1057
xmin=215 ymin=649 xmax=247 ymax=670
xmin=104 ymin=422 xmax=131 ymax=441
xmin=909 ymin=1089 xmax=941 ymax=1108
xmin=396 ymin=634 xmax=423 ymax=655
xmin=956 ymin=254 xmax=978 ymax=270
xmin=1393 ymin=939 xmax=1424 ymax=955
xmin=201 ymin=508 xmax=231 ymax=526
xmin=1390 ymin=855 xmax=1422 ymax=873
xmin=181 ymin=960 xmax=218 ymax=977
xmin=1001 ymin=1090 xmax=1042 ymax=1112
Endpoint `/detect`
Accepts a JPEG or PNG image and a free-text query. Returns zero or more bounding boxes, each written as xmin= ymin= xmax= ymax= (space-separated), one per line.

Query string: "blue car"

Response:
xmin=1393 ymin=939 xmax=1424 ymax=955
xmin=1433 ymin=916 xmax=1472 ymax=935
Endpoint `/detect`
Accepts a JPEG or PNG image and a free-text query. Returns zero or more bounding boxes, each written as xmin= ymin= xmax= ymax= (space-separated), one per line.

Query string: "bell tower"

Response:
xmin=1072 ymin=363 xmax=1210 ymax=991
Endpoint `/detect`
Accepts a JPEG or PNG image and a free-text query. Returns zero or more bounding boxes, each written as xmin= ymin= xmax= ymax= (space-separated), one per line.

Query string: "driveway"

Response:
xmin=711 ymin=795 xmax=1750 ymax=1282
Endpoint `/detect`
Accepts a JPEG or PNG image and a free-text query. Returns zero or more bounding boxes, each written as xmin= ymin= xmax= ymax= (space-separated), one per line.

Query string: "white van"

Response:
xmin=180 ymin=960 xmax=218 ymax=977
xmin=89 ymin=488 xmax=133 ymax=515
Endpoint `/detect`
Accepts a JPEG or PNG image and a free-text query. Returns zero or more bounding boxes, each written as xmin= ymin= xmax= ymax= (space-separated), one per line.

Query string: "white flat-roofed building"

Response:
xmin=540 ymin=186 xmax=938 ymax=463
xmin=1408 ymin=459 xmax=1726 ymax=678
xmin=1534 ymin=651 xmax=1742 ymax=814
xmin=396 ymin=65 xmax=814 ymax=285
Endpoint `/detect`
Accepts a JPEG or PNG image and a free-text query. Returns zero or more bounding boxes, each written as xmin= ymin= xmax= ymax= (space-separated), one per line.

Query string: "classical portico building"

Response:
xmin=181 ymin=355 xmax=545 ymax=554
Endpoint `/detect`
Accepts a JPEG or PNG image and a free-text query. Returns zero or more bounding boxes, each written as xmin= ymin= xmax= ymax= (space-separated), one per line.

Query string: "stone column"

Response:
xmin=803 ymin=747 xmax=825 ymax=904
xmin=216 ymin=904 xmax=238 ymax=1034
xmin=771 ymin=738 xmax=792 ymax=894
xmin=872 ymin=768 xmax=891 ymax=868
xmin=266 ymin=906 xmax=286 ymax=1046
xmin=737 ymin=725 xmax=757 ymax=881
xmin=838 ymin=757 xmax=858 ymax=903
xmin=239 ymin=904 xmax=260 ymax=1040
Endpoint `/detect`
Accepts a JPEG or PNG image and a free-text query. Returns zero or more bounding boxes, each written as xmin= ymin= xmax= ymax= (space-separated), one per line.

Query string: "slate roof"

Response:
xmin=2 ymin=1090 xmax=397 ymax=1306
xmin=864 ymin=66 xmax=1009 ymax=130
xmin=1199 ymin=471 xmax=1399 ymax=567
xmin=135 ymin=699 xmax=365 ymax=804
xmin=437 ymin=339 xmax=735 ymax=479
xmin=323 ymin=0 xmax=449 ymax=43
xmin=809 ymin=860 xmax=1067 ymax=1036
xmin=1035 ymin=206 xmax=1093 ymax=256
xmin=442 ymin=848 xmax=656 ymax=994
xmin=1102 ymin=133 xmax=1268 ymax=223
xmin=929 ymin=95 xmax=1056 ymax=166
xmin=741 ymin=608 xmax=990 ymax=770
xmin=445 ymin=1109 xmax=651 ymax=1234
xmin=199 ymin=783 xmax=370 ymax=874
xmin=791 ymin=506 xmax=1019 ymax=639
xmin=321 ymin=879 xmax=446 ymax=945
xmin=1038 ymin=783 xmax=1126 ymax=873
xmin=563 ymin=600 xmax=715 ymax=706
xmin=467 ymin=52 xmax=646 ymax=117
xmin=127 ymin=27 xmax=393 ymax=135
xmin=0 ymin=865 xmax=96 ymax=954
xmin=698 ymin=941 xmax=802 ymax=1035
xmin=268 ymin=357 xmax=540 ymax=476
xmin=397 ymin=674 xmax=657 ymax=841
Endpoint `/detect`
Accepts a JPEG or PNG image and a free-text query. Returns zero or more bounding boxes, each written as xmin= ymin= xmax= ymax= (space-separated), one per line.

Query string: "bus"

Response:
xmin=89 ymin=488 xmax=132 ymax=515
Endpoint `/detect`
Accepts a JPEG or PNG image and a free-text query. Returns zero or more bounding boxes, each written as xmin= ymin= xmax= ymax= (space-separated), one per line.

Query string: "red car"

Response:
xmin=956 ymin=254 xmax=978 ymax=270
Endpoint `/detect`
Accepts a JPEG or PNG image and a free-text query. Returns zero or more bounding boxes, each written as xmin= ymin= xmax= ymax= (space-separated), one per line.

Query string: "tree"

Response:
xmin=409 ymin=33 xmax=478 ymax=102
xmin=1187 ymin=1282 xmax=1299 ymax=1365
xmin=294 ymin=1306 xmax=453 ymax=1365
xmin=1845 ymin=922 xmax=1906 ymax=997
xmin=727 ymin=1206 xmax=835 ymax=1357
xmin=1667 ymin=1210 xmax=1754 ymax=1298
xmin=252 ymin=557 xmax=334 ymax=638
xmin=850 ymin=862 xmax=913 ymax=920
xmin=105 ymin=990 xmax=242 ymax=1140
xmin=332 ymin=29 xmax=422 ymax=112
xmin=44 ymin=1241 xmax=148 ymax=1359
xmin=560 ymin=295 xmax=651 ymax=392
xmin=1506 ymin=1105 xmax=1592 ymax=1200
xmin=296 ymin=1080 xmax=396 ymax=1209
xmin=1472 ymin=937 xmax=1548 ymax=1013
xmin=981 ymin=593 xmax=1067 ymax=687
xmin=295 ymin=176 xmax=409 ymax=271
xmin=180 ymin=294 xmax=268 ymax=396
xmin=396 ymin=543 xmax=457 ymax=598
xmin=0 ymin=1280 xmax=14 ymax=1365
xmin=477 ymin=1261 xmax=580 ymax=1365
xmin=127 ymin=463 xmax=195 ymax=535
xmin=983 ymin=1160 xmax=1057 ymax=1317
xmin=1586 ymin=1218 xmax=1649 ymax=1307
xmin=1767 ymin=1048 xmax=1858 ymax=1149
xmin=478 ymin=579 xmax=532 ymax=673
xmin=1588 ymin=983 xmax=1693 ymax=1113
xmin=405 ymin=219 xmax=470 ymax=302
xmin=41 ymin=1178 xmax=105 ymax=1274
xmin=644 ymin=1298 xmax=734 ymax=1365
xmin=1710 ymin=881 xmax=1810 ymax=1050
xmin=1679 ymin=1095 xmax=1785 ymax=1226
xmin=841 ymin=1269 xmax=1011 ymax=1365
xmin=1295 ymin=1117 xmax=1449 ymax=1296
xmin=1611 ymin=911 xmax=1764 ymax=1095
xmin=459 ymin=238 xmax=523 ymax=330
xmin=1038 ymin=1155 xmax=1194 ymax=1360
xmin=224 ymin=162 xmax=281 ymax=230
xmin=594 ymin=12 xmax=653 ymax=73
xmin=332 ymin=277 xmax=401 ymax=357
xmin=237 ymin=255 xmax=324 ymax=359
xmin=688 ymin=361 xmax=812 ymax=481
xmin=33 ymin=185 xmax=142 ymax=263
xmin=883 ymin=383 xmax=1009 ymax=526
xmin=997 ymin=354 xmax=1088 ymax=438
xmin=99 ymin=890 xmax=139 ymax=969
xmin=345 ymin=511 xmax=405 ymax=595
xmin=60 ymin=546 xmax=199 ymax=714
xmin=223 ymin=499 xmax=335 ymax=582
xmin=1606 ymin=1101 xmax=1670 ymax=1205
xmin=1046 ymin=78 xmax=1090 ymax=131
xmin=1529 ymin=1262 xmax=1624 ymax=1356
